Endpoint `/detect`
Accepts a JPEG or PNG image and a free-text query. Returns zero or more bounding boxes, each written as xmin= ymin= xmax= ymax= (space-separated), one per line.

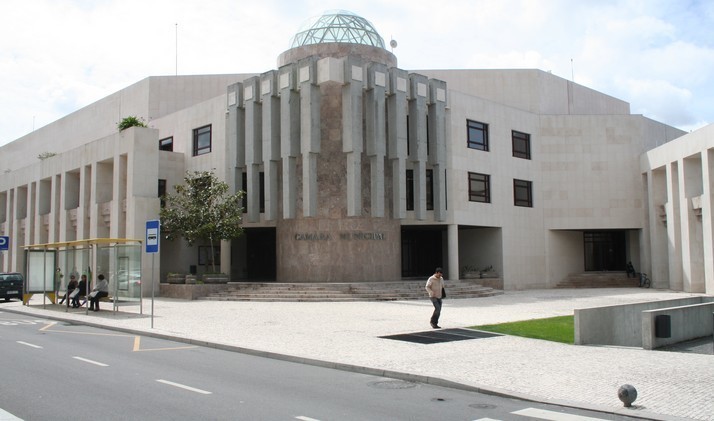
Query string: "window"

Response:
xmin=512 ymin=130 xmax=531 ymax=159
xmin=468 ymin=172 xmax=490 ymax=203
xmin=158 ymin=179 xmax=167 ymax=208
xmin=241 ymin=171 xmax=265 ymax=213
xmin=405 ymin=169 xmax=434 ymax=211
xmin=406 ymin=169 xmax=414 ymax=211
xmin=193 ymin=125 xmax=212 ymax=156
xmin=514 ymin=179 xmax=533 ymax=207
xmin=467 ymin=120 xmax=489 ymax=151
xmin=426 ymin=169 xmax=433 ymax=210
xmin=159 ymin=136 xmax=174 ymax=151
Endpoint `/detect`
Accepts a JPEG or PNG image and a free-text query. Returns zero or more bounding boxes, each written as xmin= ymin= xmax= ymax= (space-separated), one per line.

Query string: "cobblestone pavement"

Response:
xmin=5 ymin=288 xmax=713 ymax=421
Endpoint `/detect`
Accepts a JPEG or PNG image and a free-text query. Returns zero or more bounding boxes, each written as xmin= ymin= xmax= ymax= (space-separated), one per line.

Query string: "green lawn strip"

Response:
xmin=472 ymin=315 xmax=574 ymax=344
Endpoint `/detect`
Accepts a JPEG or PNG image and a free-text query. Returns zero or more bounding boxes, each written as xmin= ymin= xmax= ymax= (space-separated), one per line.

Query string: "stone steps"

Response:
xmin=556 ymin=272 xmax=640 ymax=288
xmin=198 ymin=280 xmax=503 ymax=302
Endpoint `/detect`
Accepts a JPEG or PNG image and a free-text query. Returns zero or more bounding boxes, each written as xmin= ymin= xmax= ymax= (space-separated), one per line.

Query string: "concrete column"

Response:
xmin=226 ymin=82 xmax=244 ymax=193
xmin=261 ymin=71 xmax=280 ymax=221
xmin=680 ymin=156 xmax=705 ymax=292
xmin=428 ymin=79 xmax=448 ymax=222
xmin=387 ymin=68 xmax=408 ymax=219
xmin=343 ymin=58 xmax=364 ymax=217
xmin=28 ymin=182 xmax=36 ymax=245
xmin=50 ymin=174 xmax=61 ymax=243
xmin=408 ymin=73 xmax=429 ymax=220
xmin=702 ymin=150 xmax=714 ymax=294
xmin=666 ymin=161 xmax=683 ymax=290
xmin=299 ymin=58 xmax=320 ymax=217
xmin=243 ymin=77 xmax=262 ymax=222
xmin=448 ymin=224 xmax=459 ymax=280
xmin=10 ymin=188 xmax=23 ymax=270
xmin=279 ymin=64 xmax=300 ymax=219
xmin=366 ymin=63 xmax=387 ymax=218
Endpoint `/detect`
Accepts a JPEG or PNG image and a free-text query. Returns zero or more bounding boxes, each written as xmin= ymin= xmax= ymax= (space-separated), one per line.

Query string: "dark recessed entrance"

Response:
xmin=380 ymin=328 xmax=501 ymax=344
xmin=245 ymin=228 xmax=276 ymax=280
xmin=401 ymin=226 xmax=446 ymax=278
xmin=584 ymin=230 xmax=626 ymax=271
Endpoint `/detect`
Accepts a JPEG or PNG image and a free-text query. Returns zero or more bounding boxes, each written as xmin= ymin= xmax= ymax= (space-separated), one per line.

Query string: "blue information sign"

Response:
xmin=146 ymin=220 xmax=160 ymax=253
xmin=0 ymin=236 xmax=8 ymax=251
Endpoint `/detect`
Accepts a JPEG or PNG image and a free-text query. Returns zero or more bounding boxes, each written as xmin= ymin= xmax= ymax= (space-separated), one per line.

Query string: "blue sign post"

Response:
xmin=145 ymin=220 xmax=160 ymax=328
xmin=0 ymin=236 xmax=8 ymax=251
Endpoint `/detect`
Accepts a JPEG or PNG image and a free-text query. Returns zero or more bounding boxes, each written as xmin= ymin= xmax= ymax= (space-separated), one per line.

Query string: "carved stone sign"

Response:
xmin=294 ymin=231 xmax=386 ymax=241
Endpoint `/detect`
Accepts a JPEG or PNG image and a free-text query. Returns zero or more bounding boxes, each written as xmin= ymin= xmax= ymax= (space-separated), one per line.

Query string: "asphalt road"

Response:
xmin=0 ymin=310 xmax=642 ymax=421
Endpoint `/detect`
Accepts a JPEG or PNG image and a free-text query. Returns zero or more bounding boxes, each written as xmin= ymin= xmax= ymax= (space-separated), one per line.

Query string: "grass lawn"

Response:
xmin=472 ymin=315 xmax=574 ymax=344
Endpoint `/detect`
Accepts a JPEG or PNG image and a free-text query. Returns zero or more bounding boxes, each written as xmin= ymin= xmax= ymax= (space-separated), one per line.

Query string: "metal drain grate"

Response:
xmin=380 ymin=328 xmax=501 ymax=344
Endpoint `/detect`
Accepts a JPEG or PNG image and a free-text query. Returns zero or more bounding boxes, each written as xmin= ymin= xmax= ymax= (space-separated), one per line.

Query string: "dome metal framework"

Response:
xmin=290 ymin=10 xmax=385 ymax=49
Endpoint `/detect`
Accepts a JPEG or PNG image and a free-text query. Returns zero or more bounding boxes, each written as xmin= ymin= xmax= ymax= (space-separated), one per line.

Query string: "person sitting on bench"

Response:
xmin=71 ymin=275 xmax=88 ymax=308
xmin=89 ymin=274 xmax=109 ymax=312
xmin=59 ymin=274 xmax=78 ymax=305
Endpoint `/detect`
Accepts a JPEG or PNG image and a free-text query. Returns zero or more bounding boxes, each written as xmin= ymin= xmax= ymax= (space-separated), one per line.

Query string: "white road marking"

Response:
xmin=72 ymin=356 xmax=109 ymax=367
xmin=472 ymin=418 xmax=502 ymax=421
xmin=0 ymin=407 xmax=23 ymax=420
xmin=513 ymin=407 xmax=608 ymax=420
xmin=295 ymin=417 xmax=321 ymax=421
xmin=16 ymin=341 xmax=42 ymax=349
xmin=156 ymin=379 xmax=212 ymax=395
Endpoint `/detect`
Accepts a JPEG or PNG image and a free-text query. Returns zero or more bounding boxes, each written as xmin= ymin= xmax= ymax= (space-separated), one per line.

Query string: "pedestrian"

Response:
xmin=425 ymin=267 xmax=445 ymax=329
xmin=89 ymin=274 xmax=109 ymax=312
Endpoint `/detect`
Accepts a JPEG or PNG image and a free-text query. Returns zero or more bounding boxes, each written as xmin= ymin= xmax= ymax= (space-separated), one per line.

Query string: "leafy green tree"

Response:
xmin=160 ymin=171 xmax=244 ymax=273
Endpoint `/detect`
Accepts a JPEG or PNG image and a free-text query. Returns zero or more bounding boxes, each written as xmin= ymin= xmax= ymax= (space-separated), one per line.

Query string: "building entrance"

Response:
xmin=584 ymin=231 xmax=626 ymax=271
xmin=245 ymin=228 xmax=276 ymax=280
xmin=401 ymin=227 xmax=445 ymax=278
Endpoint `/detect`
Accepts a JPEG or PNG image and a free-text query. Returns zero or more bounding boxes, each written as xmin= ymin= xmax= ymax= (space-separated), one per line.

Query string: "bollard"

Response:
xmin=618 ymin=384 xmax=637 ymax=407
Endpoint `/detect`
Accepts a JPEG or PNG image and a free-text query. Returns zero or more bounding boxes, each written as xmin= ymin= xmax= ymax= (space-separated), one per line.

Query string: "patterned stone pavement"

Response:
xmin=5 ymin=288 xmax=713 ymax=421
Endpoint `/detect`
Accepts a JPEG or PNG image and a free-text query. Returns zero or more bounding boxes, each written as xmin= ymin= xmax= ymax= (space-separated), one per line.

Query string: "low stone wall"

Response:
xmin=574 ymin=296 xmax=714 ymax=347
xmin=159 ymin=283 xmax=231 ymax=300
xmin=642 ymin=302 xmax=714 ymax=350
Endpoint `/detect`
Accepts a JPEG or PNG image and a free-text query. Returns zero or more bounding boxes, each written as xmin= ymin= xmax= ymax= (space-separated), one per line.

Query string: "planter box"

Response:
xmin=166 ymin=274 xmax=186 ymax=284
xmin=202 ymin=274 xmax=229 ymax=284
xmin=159 ymin=283 xmax=231 ymax=300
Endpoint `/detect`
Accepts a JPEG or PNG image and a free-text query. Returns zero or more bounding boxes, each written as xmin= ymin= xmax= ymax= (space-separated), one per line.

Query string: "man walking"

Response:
xmin=425 ymin=267 xmax=444 ymax=329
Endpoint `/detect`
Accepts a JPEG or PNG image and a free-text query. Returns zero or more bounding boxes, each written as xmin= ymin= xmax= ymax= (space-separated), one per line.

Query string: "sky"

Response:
xmin=1 ymin=0 xmax=713 ymax=147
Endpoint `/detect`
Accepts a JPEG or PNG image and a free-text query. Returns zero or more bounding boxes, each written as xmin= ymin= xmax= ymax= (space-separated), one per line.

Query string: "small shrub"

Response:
xmin=118 ymin=116 xmax=147 ymax=131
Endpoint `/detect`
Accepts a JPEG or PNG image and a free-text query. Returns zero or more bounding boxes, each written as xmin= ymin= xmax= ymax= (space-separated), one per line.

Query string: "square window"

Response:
xmin=512 ymin=130 xmax=531 ymax=159
xmin=468 ymin=172 xmax=490 ymax=203
xmin=467 ymin=120 xmax=489 ymax=151
xmin=159 ymin=136 xmax=174 ymax=151
xmin=514 ymin=179 xmax=533 ymax=207
xmin=193 ymin=125 xmax=212 ymax=156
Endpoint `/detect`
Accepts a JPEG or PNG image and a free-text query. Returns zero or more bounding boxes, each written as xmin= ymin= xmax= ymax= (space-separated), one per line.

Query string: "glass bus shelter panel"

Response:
xmin=56 ymin=248 xmax=90 ymax=292
xmin=26 ymin=250 xmax=56 ymax=293
xmin=103 ymin=244 xmax=142 ymax=301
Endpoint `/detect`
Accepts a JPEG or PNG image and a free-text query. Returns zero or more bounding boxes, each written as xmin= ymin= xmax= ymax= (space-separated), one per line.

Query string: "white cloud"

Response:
xmin=0 ymin=0 xmax=712 ymax=146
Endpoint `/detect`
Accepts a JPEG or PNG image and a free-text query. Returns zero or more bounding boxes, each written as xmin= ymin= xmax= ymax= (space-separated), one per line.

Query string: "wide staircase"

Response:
xmin=556 ymin=272 xmax=640 ymax=288
xmin=199 ymin=279 xmax=502 ymax=302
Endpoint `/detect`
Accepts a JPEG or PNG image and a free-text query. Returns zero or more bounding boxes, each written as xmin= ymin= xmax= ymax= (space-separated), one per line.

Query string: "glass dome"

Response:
xmin=290 ymin=10 xmax=385 ymax=49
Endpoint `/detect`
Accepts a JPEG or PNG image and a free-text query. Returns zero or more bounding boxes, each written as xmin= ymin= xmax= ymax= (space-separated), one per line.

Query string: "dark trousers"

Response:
xmin=430 ymin=297 xmax=442 ymax=325
xmin=89 ymin=291 xmax=108 ymax=310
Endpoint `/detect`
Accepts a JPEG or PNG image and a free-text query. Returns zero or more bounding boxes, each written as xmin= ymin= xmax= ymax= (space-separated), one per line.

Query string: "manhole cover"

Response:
xmin=367 ymin=380 xmax=418 ymax=390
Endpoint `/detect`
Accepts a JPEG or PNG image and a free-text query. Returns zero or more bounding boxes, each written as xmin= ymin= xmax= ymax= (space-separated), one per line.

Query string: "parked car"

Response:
xmin=0 ymin=272 xmax=24 ymax=301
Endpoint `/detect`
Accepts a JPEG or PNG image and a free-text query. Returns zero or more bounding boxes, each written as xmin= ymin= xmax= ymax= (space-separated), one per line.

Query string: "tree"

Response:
xmin=160 ymin=171 xmax=244 ymax=273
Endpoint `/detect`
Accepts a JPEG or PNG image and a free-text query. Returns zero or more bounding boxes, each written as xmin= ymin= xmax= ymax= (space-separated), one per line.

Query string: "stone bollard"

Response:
xmin=618 ymin=384 xmax=638 ymax=407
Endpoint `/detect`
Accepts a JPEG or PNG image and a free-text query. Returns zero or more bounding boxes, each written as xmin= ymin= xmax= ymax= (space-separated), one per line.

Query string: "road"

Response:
xmin=0 ymin=310 xmax=641 ymax=420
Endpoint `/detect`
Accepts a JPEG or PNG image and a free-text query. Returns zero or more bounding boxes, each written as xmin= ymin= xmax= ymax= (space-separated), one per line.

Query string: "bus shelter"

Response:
xmin=23 ymin=238 xmax=143 ymax=314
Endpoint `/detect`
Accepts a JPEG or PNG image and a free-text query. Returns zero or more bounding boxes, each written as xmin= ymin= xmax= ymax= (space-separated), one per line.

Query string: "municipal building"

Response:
xmin=1 ymin=11 xmax=713 ymax=295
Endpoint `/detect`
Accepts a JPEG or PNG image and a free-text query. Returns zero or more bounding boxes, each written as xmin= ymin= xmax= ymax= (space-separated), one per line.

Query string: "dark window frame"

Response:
xmin=512 ymin=130 xmax=531 ymax=159
xmin=514 ymin=179 xmax=533 ymax=207
xmin=192 ymin=125 xmax=212 ymax=156
xmin=467 ymin=119 xmax=489 ymax=151
xmin=159 ymin=136 xmax=174 ymax=151
xmin=468 ymin=172 xmax=490 ymax=203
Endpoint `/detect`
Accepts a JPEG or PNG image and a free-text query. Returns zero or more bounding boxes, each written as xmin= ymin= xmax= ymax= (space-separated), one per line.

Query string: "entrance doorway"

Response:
xmin=245 ymin=228 xmax=276 ymax=280
xmin=584 ymin=231 xmax=626 ymax=271
xmin=401 ymin=227 xmax=445 ymax=278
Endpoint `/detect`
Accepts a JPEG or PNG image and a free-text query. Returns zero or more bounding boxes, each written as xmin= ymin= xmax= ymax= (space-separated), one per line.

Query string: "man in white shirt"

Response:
xmin=425 ymin=267 xmax=444 ymax=329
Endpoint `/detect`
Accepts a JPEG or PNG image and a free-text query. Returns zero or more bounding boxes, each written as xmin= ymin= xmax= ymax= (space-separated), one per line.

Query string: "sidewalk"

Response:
xmin=5 ymin=288 xmax=713 ymax=421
